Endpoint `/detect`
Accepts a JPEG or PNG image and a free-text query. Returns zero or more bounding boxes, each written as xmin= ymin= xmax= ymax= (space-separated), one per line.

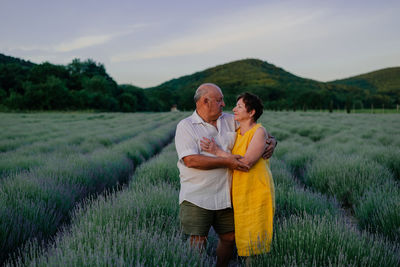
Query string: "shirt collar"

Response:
xmin=191 ymin=110 xmax=225 ymax=124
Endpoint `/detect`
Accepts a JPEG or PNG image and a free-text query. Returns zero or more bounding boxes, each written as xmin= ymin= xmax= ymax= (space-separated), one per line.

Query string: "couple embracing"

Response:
xmin=175 ymin=83 xmax=276 ymax=266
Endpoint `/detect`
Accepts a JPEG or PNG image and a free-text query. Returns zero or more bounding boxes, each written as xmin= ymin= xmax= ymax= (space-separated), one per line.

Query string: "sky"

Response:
xmin=1 ymin=0 xmax=399 ymax=88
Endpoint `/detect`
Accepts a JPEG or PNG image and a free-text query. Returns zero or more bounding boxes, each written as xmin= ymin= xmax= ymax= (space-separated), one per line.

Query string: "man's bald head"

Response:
xmin=194 ymin=83 xmax=225 ymax=122
xmin=194 ymin=83 xmax=222 ymax=103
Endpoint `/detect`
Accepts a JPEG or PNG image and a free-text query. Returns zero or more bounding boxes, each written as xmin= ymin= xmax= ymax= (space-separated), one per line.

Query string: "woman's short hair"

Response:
xmin=237 ymin=92 xmax=263 ymax=122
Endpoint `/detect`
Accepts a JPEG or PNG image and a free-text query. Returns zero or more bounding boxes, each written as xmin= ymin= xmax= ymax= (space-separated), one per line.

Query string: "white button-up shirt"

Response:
xmin=175 ymin=111 xmax=238 ymax=210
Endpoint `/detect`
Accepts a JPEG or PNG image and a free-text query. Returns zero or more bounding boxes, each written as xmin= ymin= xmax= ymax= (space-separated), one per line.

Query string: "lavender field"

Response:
xmin=1 ymin=111 xmax=399 ymax=266
xmin=0 ymin=112 xmax=187 ymax=265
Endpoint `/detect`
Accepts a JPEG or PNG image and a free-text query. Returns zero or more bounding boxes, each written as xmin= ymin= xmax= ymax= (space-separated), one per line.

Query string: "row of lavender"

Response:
xmin=0 ymin=112 xmax=187 ymax=264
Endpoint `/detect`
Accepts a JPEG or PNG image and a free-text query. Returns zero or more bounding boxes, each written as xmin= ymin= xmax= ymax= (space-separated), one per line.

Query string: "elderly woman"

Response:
xmin=201 ymin=92 xmax=275 ymax=259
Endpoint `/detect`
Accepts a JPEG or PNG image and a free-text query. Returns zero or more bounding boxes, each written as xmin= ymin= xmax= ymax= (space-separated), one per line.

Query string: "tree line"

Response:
xmin=145 ymin=74 xmax=399 ymax=113
xmin=0 ymin=58 xmax=152 ymax=112
xmin=0 ymin=56 xmax=398 ymax=112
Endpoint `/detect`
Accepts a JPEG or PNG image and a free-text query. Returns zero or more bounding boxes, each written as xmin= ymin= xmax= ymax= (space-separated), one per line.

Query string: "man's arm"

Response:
xmin=175 ymin=120 xmax=249 ymax=172
xmin=262 ymin=133 xmax=277 ymax=159
xmin=183 ymin=154 xmax=249 ymax=172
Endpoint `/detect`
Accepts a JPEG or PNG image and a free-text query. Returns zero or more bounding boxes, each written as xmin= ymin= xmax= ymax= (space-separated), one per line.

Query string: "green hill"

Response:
xmin=329 ymin=67 xmax=400 ymax=97
xmin=146 ymin=59 xmax=359 ymax=111
xmin=146 ymin=59 xmax=400 ymax=111
xmin=0 ymin=53 xmax=35 ymax=68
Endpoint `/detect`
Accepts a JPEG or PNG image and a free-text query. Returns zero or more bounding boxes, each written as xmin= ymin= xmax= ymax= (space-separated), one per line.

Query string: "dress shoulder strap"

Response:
xmin=251 ymin=123 xmax=262 ymax=133
xmin=245 ymin=123 xmax=262 ymax=138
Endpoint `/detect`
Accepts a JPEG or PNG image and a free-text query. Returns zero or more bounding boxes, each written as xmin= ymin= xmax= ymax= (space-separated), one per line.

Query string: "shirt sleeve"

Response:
xmin=175 ymin=120 xmax=199 ymax=161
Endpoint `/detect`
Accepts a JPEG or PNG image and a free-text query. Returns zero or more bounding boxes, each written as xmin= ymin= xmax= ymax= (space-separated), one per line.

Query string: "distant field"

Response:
xmin=1 ymin=111 xmax=399 ymax=266
xmin=331 ymin=108 xmax=399 ymax=114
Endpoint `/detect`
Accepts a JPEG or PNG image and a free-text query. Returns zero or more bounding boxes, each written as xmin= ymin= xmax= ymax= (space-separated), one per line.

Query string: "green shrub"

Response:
xmin=251 ymin=214 xmax=400 ymax=267
xmin=270 ymin=158 xmax=339 ymax=219
xmin=305 ymin=153 xmax=393 ymax=206
xmin=282 ymin=147 xmax=317 ymax=181
xmin=363 ymin=146 xmax=400 ymax=180
xmin=354 ymin=181 xmax=400 ymax=241
xmin=275 ymin=186 xmax=339 ymax=219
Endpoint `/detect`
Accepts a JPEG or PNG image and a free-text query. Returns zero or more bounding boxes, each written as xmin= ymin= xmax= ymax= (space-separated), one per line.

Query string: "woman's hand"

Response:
xmin=200 ymin=137 xmax=221 ymax=155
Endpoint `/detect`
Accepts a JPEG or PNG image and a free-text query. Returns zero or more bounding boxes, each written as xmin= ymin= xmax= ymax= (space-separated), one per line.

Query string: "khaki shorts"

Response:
xmin=179 ymin=201 xmax=234 ymax=236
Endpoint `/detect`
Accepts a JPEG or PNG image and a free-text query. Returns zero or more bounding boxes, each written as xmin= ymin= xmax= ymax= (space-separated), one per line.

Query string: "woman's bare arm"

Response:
xmin=201 ymin=127 xmax=267 ymax=169
xmin=240 ymin=127 xmax=267 ymax=168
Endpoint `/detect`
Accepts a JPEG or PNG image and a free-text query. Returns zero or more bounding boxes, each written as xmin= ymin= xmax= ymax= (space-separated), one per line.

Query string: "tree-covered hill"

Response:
xmin=0 ymin=53 xmax=398 ymax=112
xmin=145 ymin=59 xmax=379 ymax=111
xmin=329 ymin=67 xmax=400 ymax=107
xmin=0 ymin=53 xmax=147 ymax=112
xmin=0 ymin=54 xmax=35 ymax=68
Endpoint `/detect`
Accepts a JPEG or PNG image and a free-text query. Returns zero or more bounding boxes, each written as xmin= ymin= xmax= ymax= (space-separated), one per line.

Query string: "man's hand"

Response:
xmin=200 ymin=137 xmax=220 ymax=155
xmin=226 ymin=154 xmax=250 ymax=172
xmin=262 ymin=136 xmax=277 ymax=160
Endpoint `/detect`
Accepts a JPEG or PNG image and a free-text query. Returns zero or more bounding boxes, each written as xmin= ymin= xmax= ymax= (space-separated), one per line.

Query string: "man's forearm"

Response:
xmin=183 ymin=155 xmax=229 ymax=170
xmin=268 ymin=133 xmax=278 ymax=148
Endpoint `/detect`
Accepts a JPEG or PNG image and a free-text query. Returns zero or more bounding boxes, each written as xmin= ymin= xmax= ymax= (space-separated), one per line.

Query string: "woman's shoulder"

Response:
xmin=254 ymin=123 xmax=267 ymax=134
xmin=253 ymin=124 xmax=267 ymax=138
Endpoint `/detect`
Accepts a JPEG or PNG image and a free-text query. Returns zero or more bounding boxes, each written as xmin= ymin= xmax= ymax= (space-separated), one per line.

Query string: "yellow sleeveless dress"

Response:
xmin=232 ymin=123 xmax=275 ymax=256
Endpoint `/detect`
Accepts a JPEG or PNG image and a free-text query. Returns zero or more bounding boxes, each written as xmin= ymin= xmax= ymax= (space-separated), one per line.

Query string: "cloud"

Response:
xmin=54 ymin=34 xmax=114 ymax=52
xmin=4 ymin=35 xmax=112 ymax=53
xmin=4 ymin=24 xmax=146 ymax=54
xmin=110 ymin=4 xmax=322 ymax=63
xmin=54 ymin=24 xmax=147 ymax=52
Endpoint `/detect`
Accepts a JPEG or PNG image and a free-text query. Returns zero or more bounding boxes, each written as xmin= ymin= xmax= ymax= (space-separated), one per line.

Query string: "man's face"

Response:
xmin=205 ymin=88 xmax=225 ymax=120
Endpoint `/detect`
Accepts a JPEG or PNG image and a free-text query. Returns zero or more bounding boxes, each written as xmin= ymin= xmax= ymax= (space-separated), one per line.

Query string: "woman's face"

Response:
xmin=233 ymin=98 xmax=253 ymax=122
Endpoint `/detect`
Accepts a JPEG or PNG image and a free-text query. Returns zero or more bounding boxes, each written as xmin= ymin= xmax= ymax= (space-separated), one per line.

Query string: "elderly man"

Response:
xmin=175 ymin=83 xmax=276 ymax=267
